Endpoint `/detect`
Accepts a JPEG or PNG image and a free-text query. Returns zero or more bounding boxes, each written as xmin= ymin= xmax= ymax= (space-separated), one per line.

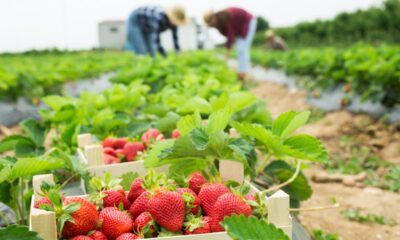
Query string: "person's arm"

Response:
xmin=225 ymin=26 xmax=234 ymax=50
xmin=171 ymin=26 xmax=180 ymax=52
xmin=153 ymin=32 xmax=166 ymax=56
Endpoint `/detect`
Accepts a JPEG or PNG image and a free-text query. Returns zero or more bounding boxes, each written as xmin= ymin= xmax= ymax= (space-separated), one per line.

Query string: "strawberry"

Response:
xmin=176 ymin=188 xmax=201 ymax=215
xmin=100 ymin=207 xmax=134 ymax=240
xmin=34 ymin=196 xmax=65 ymax=209
xmin=128 ymin=178 xmax=145 ymax=203
xmin=133 ymin=212 xmax=155 ymax=235
xmin=114 ymin=138 xmax=128 ymax=149
xmin=171 ymin=129 xmax=181 ymax=139
xmin=87 ymin=230 xmax=108 ymax=240
xmin=141 ymin=129 xmax=165 ymax=147
xmin=103 ymin=190 xmax=131 ymax=210
xmin=244 ymin=194 xmax=256 ymax=201
xmin=188 ymin=172 xmax=207 ymax=194
xmin=115 ymin=233 xmax=139 ymax=240
xmin=103 ymin=147 xmax=116 ymax=157
xmin=104 ymin=153 xmax=118 ymax=165
xmin=123 ymin=142 xmax=144 ymax=161
xmin=102 ymin=138 xmax=116 ymax=148
xmin=129 ymin=191 xmax=150 ymax=219
xmin=115 ymin=149 xmax=125 ymax=159
xmin=147 ymin=190 xmax=185 ymax=232
xmin=209 ymin=193 xmax=252 ymax=232
xmin=62 ymin=197 xmax=99 ymax=238
xmin=184 ymin=215 xmax=211 ymax=235
xmin=198 ymin=183 xmax=230 ymax=215
xmin=70 ymin=236 xmax=92 ymax=240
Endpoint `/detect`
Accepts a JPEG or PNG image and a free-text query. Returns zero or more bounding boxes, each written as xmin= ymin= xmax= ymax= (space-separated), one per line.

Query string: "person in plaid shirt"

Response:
xmin=126 ymin=5 xmax=186 ymax=57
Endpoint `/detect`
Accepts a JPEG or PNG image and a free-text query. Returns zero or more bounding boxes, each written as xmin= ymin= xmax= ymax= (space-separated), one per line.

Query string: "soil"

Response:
xmin=250 ymin=81 xmax=400 ymax=239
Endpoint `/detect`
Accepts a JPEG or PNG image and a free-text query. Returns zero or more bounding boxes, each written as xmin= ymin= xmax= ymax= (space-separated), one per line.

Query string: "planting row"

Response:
xmin=252 ymin=44 xmax=400 ymax=107
xmin=0 ymin=50 xmax=133 ymax=101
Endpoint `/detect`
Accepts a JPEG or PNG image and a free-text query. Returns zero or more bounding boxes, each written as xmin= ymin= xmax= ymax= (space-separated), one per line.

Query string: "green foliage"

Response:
xmin=312 ymin=229 xmax=339 ymax=240
xmin=269 ymin=0 xmax=400 ymax=47
xmin=0 ymin=50 xmax=134 ymax=100
xmin=252 ymin=44 xmax=400 ymax=107
xmin=223 ymin=215 xmax=289 ymax=240
xmin=0 ymin=225 xmax=42 ymax=240
xmin=342 ymin=208 xmax=397 ymax=225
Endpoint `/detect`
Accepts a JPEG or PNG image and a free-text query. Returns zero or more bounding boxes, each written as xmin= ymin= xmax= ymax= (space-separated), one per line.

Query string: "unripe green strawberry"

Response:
xmin=128 ymin=178 xmax=145 ymax=203
xmin=188 ymin=172 xmax=207 ymax=194
xmin=176 ymin=188 xmax=201 ymax=215
xmin=209 ymin=193 xmax=252 ymax=232
xmin=103 ymin=190 xmax=131 ymax=210
xmin=115 ymin=233 xmax=139 ymax=240
xmin=87 ymin=230 xmax=108 ymax=240
xmin=70 ymin=236 xmax=92 ymax=240
xmin=147 ymin=190 xmax=185 ymax=232
xmin=129 ymin=191 xmax=150 ymax=219
xmin=99 ymin=207 xmax=133 ymax=240
xmin=198 ymin=183 xmax=230 ymax=215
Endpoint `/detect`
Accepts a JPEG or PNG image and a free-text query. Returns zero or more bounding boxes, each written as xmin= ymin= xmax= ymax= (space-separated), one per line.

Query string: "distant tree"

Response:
xmin=256 ymin=16 xmax=269 ymax=32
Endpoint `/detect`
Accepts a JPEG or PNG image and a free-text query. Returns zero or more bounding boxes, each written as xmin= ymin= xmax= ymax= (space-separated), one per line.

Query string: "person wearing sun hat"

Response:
xmin=204 ymin=7 xmax=257 ymax=80
xmin=266 ymin=30 xmax=288 ymax=51
xmin=126 ymin=5 xmax=186 ymax=57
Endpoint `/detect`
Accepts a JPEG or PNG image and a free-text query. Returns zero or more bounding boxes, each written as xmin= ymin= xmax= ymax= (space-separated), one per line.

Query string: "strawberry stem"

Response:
xmin=262 ymin=160 xmax=302 ymax=193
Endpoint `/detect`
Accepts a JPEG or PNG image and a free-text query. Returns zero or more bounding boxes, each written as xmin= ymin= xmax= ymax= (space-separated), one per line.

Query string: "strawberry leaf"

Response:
xmin=0 ymin=225 xmax=42 ymax=240
xmin=120 ymin=171 xmax=139 ymax=191
xmin=189 ymin=128 xmax=209 ymax=151
xmin=176 ymin=112 xmax=202 ymax=136
xmin=223 ymin=215 xmax=290 ymax=240
xmin=282 ymin=134 xmax=328 ymax=163
xmin=272 ymin=111 xmax=310 ymax=139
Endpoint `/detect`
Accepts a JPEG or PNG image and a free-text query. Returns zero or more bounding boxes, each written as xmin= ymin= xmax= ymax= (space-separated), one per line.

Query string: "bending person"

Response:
xmin=204 ymin=7 xmax=257 ymax=80
xmin=126 ymin=5 xmax=186 ymax=57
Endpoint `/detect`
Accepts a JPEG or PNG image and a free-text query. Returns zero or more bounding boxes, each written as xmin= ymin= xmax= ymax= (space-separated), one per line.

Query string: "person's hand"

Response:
xmin=224 ymin=50 xmax=231 ymax=61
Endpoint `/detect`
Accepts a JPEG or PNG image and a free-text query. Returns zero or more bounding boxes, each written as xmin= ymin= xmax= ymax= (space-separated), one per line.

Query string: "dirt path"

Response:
xmin=250 ymin=81 xmax=400 ymax=240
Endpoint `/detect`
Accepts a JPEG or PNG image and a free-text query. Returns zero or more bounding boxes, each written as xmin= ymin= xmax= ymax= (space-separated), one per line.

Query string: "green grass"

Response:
xmin=312 ymin=229 xmax=339 ymax=240
xmin=342 ymin=208 xmax=397 ymax=226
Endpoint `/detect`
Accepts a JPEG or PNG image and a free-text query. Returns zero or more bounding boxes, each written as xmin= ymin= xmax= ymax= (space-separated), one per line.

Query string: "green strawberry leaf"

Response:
xmin=20 ymin=118 xmax=48 ymax=147
xmin=189 ymin=128 xmax=209 ymax=151
xmin=206 ymin=107 xmax=232 ymax=134
xmin=272 ymin=111 xmax=310 ymax=139
xmin=223 ymin=215 xmax=290 ymax=240
xmin=0 ymin=225 xmax=42 ymax=240
xmin=176 ymin=112 xmax=202 ymax=136
xmin=120 ymin=171 xmax=139 ymax=191
xmin=282 ymin=134 xmax=329 ymax=163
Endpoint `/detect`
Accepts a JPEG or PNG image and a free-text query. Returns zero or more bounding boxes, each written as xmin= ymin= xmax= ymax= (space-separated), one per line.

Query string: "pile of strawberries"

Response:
xmin=102 ymin=128 xmax=180 ymax=165
xmin=34 ymin=171 xmax=257 ymax=240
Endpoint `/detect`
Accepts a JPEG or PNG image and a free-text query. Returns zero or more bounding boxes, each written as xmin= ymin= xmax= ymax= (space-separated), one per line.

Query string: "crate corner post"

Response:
xmin=267 ymin=190 xmax=292 ymax=239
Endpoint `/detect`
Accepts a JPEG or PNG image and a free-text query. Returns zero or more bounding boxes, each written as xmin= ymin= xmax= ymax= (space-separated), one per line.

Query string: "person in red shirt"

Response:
xmin=204 ymin=7 xmax=257 ymax=80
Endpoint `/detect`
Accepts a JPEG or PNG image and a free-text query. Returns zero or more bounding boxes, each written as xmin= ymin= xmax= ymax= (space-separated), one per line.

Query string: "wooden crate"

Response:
xmin=29 ymin=134 xmax=293 ymax=239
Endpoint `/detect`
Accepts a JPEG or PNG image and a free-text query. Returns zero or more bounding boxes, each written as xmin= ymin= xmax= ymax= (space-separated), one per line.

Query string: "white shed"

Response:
xmin=98 ymin=21 xmax=126 ymax=50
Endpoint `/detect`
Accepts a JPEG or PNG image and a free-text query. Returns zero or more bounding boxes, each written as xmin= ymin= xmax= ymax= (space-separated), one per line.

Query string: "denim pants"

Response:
xmin=126 ymin=11 xmax=155 ymax=57
xmin=235 ymin=18 xmax=257 ymax=73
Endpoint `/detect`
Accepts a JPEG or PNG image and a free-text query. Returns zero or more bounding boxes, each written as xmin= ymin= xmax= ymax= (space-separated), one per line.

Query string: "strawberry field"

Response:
xmin=0 ymin=45 xmax=400 ymax=240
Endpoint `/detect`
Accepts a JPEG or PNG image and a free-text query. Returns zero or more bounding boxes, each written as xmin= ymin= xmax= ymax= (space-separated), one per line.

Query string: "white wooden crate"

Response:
xmin=29 ymin=134 xmax=293 ymax=240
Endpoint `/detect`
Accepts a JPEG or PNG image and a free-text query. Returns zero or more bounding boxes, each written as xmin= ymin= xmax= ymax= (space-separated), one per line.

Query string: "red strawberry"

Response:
xmin=70 ymin=236 xmax=92 ymax=240
xmin=244 ymin=194 xmax=256 ymax=201
xmin=103 ymin=138 xmax=115 ymax=148
xmin=34 ymin=196 xmax=65 ymax=209
xmin=115 ymin=149 xmax=125 ymax=159
xmin=100 ymin=207 xmax=133 ymax=240
xmin=104 ymin=147 xmax=116 ymax=157
xmin=123 ymin=142 xmax=144 ymax=161
xmin=141 ymin=129 xmax=165 ymax=147
xmin=198 ymin=183 xmax=230 ymax=216
xmin=62 ymin=197 xmax=99 ymax=238
xmin=129 ymin=191 xmax=150 ymax=219
xmin=184 ymin=216 xmax=211 ymax=235
xmin=114 ymin=138 xmax=128 ymax=149
xmin=176 ymin=188 xmax=201 ymax=215
xmin=87 ymin=230 xmax=108 ymax=240
xmin=104 ymin=153 xmax=118 ymax=165
xmin=115 ymin=233 xmax=139 ymax=240
xmin=209 ymin=193 xmax=252 ymax=232
xmin=128 ymin=178 xmax=145 ymax=203
xmin=171 ymin=129 xmax=180 ymax=138
xmin=147 ymin=190 xmax=185 ymax=232
xmin=133 ymin=212 xmax=155 ymax=235
xmin=103 ymin=190 xmax=131 ymax=210
xmin=188 ymin=172 xmax=207 ymax=194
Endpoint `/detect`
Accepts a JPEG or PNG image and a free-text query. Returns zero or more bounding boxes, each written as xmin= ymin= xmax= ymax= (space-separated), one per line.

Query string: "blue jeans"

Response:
xmin=236 ymin=18 xmax=257 ymax=73
xmin=126 ymin=11 xmax=155 ymax=57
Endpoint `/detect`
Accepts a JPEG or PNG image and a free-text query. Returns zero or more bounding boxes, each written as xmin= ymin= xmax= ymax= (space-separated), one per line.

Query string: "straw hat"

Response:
xmin=166 ymin=5 xmax=186 ymax=26
xmin=266 ymin=30 xmax=275 ymax=38
xmin=203 ymin=9 xmax=215 ymax=25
